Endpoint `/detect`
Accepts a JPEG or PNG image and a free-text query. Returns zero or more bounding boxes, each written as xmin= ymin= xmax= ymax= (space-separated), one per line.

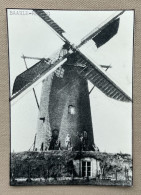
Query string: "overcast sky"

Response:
xmin=7 ymin=9 xmax=134 ymax=154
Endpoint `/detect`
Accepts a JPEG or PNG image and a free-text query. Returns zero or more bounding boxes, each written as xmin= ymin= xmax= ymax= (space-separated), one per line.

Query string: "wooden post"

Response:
xmin=115 ymin=170 xmax=117 ymax=181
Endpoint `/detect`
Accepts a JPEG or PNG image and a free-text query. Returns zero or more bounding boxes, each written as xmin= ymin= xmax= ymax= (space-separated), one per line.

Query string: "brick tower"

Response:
xmin=35 ymin=62 xmax=94 ymax=151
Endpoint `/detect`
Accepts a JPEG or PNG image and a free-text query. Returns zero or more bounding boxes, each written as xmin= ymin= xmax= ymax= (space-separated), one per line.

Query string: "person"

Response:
xmin=79 ymin=133 xmax=84 ymax=151
xmin=92 ymin=143 xmax=99 ymax=152
xmin=49 ymin=129 xmax=59 ymax=150
xmin=65 ymin=134 xmax=71 ymax=150
xmin=40 ymin=142 xmax=44 ymax=151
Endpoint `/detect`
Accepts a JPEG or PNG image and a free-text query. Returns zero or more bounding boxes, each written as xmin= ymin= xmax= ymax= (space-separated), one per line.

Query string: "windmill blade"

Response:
xmin=77 ymin=11 xmax=124 ymax=48
xmin=11 ymin=56 xmax=68 ymax=103
xmin=22 ymin=54 xmax=40 ymax=110
xmin=33 ymin=9 xmax=65 ymax=35
xmin=33 ymin=9 xmax=70 ymax=45
xmin=12 ymin=59 xmax=50 ymax=95
xmin=92 ymin=18 xmax=119 ymax=48
xmin=75 ymin=49 xmax=132 ymax=102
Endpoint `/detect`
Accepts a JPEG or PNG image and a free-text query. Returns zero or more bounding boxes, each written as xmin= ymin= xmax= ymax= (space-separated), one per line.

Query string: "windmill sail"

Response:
xmin=33 ymin=9 xmax=71 ymax=45
xmin=77 ymin=11 xmax=124 ymax=48
xmin=75 ymin=50 xmax=131 ymax=102
xmin=92 ymin=18 xmax=120 ymax=48
xmin=33 ymin=10 xmax=65 ymax=36
xmin=11 ymin=56 xmax=68 ymax=101
xmin=12 ymin=59 xmax=51 ymax=95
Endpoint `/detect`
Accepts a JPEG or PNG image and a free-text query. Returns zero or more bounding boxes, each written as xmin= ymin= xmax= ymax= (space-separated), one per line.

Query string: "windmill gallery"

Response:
xmin=8 ymin=9 xmax=133 ymax=185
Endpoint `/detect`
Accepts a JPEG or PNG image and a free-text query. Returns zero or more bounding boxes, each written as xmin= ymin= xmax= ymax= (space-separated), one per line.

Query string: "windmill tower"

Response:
xmin=11 ymin=10 xmax=132 ymax=152
xmin=35 ymin=59 xmax=94 ymax=151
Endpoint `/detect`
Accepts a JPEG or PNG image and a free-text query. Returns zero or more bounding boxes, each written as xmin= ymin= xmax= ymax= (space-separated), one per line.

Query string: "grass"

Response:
xmin=10 ymin=178 xmax=132 ymax=186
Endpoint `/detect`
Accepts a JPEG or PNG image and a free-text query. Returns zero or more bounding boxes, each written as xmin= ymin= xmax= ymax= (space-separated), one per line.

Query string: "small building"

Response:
xmin=73 ymin=154 xmax=101 ymax=178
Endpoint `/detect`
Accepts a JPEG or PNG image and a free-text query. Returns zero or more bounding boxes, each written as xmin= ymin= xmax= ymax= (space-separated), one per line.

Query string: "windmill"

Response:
xmin=11 ymin=10 xmax=132 ymax=152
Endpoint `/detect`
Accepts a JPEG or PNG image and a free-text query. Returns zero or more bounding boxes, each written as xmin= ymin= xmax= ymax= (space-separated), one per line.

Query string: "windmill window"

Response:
xmin=68 ymin=105 xmax=76 ymax=115
xmin=82 ymin=161 xmax=91 ymax=177
xmin=55 ymin=67 xmax=64 ymax=78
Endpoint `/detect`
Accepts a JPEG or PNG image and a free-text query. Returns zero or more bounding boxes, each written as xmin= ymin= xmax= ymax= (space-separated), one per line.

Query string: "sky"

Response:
xmin=7 ymin=9 xmax=134 ymax=154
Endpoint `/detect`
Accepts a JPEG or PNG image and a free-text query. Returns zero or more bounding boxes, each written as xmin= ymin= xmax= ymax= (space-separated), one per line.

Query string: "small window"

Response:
xmin=55 ymin=67 xmax=64 ymax=78
xmin=68 ymin=105 xmax=76 ymax=115
xmin=82 ymin=161 xmax=91 ymax=177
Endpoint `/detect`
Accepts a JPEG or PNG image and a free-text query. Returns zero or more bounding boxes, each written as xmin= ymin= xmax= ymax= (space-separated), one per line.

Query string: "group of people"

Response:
xmin=39 ymin=129 xmax=99 ymax=152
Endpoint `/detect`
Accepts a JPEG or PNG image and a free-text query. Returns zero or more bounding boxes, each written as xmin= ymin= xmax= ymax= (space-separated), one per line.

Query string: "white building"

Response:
xmin=73 ymin=156 xmax=101 ymax=178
